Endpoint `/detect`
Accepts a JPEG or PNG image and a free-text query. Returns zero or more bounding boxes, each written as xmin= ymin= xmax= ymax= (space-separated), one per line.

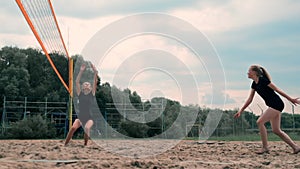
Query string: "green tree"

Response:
xmin=7 ymin=114 xmax=56 ymax=139
xmin=24 ymin=48 xmax=47 ymax=97
xmin=281 ymin=113 xmax=294 ymax=128
xmin=0 ymin=65 xmax=30 ymax=98
xmin=0 ymin=46 xmax=27 ymax=69
xmin=119 ymin=120 xmax=149 ymax=138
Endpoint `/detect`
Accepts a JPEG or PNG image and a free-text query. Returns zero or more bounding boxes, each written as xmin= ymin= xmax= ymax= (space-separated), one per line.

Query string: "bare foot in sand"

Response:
xmin=293 ymin=147 xmax=300 ymax=154
xmin=255 ymin=148 xmax=270 ymax=155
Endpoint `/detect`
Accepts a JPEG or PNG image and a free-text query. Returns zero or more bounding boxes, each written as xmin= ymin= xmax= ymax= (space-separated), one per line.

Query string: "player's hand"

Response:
xmin=291 ymin=97 xmax=300 ymax=106
xmin=234 ymin=112 xmax=241 ymax=118
xmin=91 ymin=64 xmax=98 ymax=73
xmin=80 ymin=64 xmax=86 ymax=71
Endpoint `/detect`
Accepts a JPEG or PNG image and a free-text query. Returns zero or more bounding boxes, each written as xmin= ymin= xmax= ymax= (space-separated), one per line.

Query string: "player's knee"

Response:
xmin=256 ymin=119 xmax=264 ymax=126
xmin=84 ymin=127 xmax=90 ymax=132
xmin=272 ymin=129 xmax=282 ymax=135
xmin=70 ymin=126 xmax=78 ymax=131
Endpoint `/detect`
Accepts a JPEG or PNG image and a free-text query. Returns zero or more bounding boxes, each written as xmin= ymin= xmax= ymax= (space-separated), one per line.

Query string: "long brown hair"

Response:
xmin=250 ymin=65 xmax=271 ymax=81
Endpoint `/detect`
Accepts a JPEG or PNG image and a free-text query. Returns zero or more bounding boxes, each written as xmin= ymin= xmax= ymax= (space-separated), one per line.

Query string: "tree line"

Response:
xmin=0 ymin=46 xmax=299 ymax=139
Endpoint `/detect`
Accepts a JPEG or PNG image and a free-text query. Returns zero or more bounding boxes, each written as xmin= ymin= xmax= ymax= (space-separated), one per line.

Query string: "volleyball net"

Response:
xmin=15 ymin=0 xmax=74 ymax=129
xmin=15 ymin=0 xmax=72 ymax=94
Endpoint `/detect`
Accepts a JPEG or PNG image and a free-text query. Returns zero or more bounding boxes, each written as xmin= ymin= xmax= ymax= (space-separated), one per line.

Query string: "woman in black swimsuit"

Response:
xmin=65 ymin=63 xmax=98 ymax=146
xmin=234 ymin=65 xmax=300 ymax=154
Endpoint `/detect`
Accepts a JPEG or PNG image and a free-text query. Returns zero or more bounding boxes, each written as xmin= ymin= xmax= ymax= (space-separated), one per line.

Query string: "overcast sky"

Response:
xmin=1 ymin=0 xmax=300 ymax=115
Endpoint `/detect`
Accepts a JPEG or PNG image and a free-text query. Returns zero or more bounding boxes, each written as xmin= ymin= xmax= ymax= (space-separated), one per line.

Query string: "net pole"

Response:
xmin=16 ymin=0 xmax=70 ymax=93
xmin=68 ymin=58 xmax=73 ymax=130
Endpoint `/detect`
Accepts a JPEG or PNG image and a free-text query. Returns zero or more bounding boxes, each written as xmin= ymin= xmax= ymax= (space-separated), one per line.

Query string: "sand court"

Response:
xmin=0 ymin=139 xmax=300 ymax=169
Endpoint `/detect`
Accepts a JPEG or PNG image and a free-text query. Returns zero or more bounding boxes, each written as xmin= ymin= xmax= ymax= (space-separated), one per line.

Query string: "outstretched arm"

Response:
xmin=76 ymin=64 xmax=86 ymax=96
xmin=234 ymin=89 xmax=255 ymax=118
xmin=91 ymin=64 xmax=98 ymax=96
xmin=268 ymin=82 xmax=300 ymax=106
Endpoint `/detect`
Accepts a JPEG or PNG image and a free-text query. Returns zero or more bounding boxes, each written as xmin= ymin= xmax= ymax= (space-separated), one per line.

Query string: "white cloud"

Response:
xmin=127 ymin=73 xmax=183 ymax=102
xmin=4 ymin=0 xmax=300 ymax=55
xmin=57 ymin=15 xmax=123 ymax=55
xmin=51 ymin=0 xmax=198 ymax=18
xmin=0 ymin=33 xmax=37 ymax=49
xmin=97 ymin=34 xmax=207 ymax=80
xmin=170 ymin=0 xmax=300 ymax=33
xmin=0 ymin=13 xmax=29 ymax=35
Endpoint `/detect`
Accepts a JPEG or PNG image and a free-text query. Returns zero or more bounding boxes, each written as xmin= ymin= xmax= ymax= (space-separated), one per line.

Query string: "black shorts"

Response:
xmin=267 ymin=98 xmax=284 ymax=112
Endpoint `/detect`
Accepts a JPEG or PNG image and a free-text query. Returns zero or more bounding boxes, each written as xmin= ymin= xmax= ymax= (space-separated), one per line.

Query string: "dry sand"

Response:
xmin=0 ymin=139 xmax=300 ymax=169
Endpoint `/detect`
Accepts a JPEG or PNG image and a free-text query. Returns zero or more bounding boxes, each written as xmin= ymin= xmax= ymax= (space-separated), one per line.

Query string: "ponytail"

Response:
xmin=260 ymin=67 xmax=271 ymax=81
xmin=251 ymin=65 xmax=272 ymax=81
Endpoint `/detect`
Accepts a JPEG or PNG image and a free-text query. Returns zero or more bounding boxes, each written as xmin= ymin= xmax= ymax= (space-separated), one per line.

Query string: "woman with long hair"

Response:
xmin=64 ymin=63 xmax=98 ymax=146
xmin=234 ymin=65 xmax=300 ymax=154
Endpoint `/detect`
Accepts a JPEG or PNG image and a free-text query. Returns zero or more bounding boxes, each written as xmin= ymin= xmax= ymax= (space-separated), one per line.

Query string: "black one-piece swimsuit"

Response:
xmin=251 ymin=76 xmax=284 ymax=112
xmin=78 ymin=91 xmax=93 ymax=125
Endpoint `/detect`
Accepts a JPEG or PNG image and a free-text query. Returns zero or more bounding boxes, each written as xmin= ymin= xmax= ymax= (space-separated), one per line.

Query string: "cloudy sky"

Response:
xmin=1 ymin=0 xmax=300 ymax=115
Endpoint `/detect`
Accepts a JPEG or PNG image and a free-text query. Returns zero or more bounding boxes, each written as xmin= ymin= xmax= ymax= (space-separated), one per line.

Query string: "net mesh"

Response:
xmin=21 ymin=0 xmax=68 ymax=56
xmin=16 ymin=0 xmax=70 ymax=92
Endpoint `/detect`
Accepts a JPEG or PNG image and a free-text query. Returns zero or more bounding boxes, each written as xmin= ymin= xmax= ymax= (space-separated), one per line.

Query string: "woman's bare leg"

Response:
xmin=270 ymin=108 xmax=300 ymax=153
xmin=256 ymin=108 xmax=278 ymax=152
xmin=84 ymin=120 xmax=94 ymax=146
xmin=64 ymin=119 xmax=81 ymax=146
